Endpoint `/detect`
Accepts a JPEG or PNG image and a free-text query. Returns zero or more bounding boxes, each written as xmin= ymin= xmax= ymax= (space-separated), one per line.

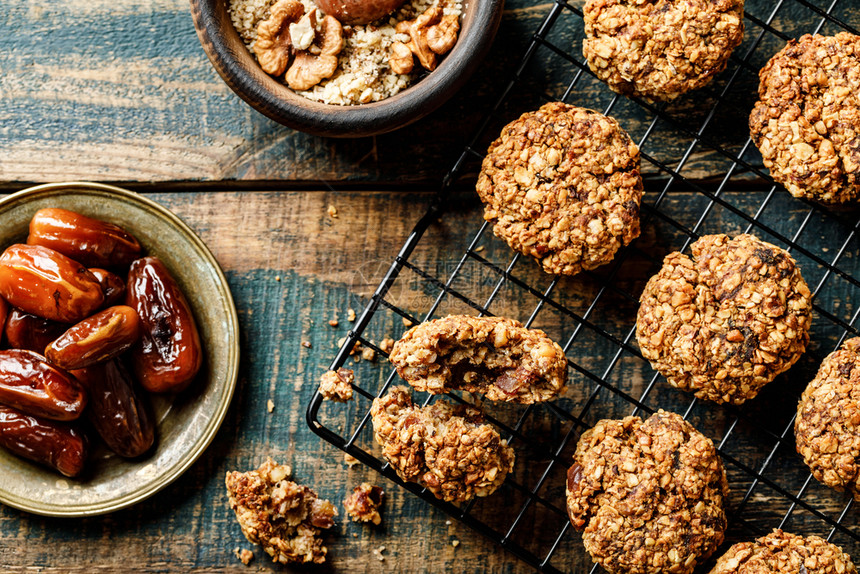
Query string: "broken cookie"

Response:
xmin=319 ymin=368 xmax=354 ymax=402
xmin=344 ymin=482 xmax=385 ymax=525
xmin=225 ymin=458 xmax=337 ymax=564
xmin=389 ymin=315 xmax=567 ymax=404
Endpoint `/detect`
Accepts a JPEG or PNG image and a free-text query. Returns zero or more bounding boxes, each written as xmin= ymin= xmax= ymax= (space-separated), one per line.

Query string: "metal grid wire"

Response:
xmin=307 ymin=0 xmax=860 ymax=571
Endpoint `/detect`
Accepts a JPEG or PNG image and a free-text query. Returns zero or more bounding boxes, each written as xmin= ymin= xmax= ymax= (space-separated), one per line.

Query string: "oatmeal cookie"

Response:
xmin=796 ymin=337 xmax=860 ymax=499
xmin=583 ymin=0 xmax=744 ymax=101
xmin=476 ymin=102 xmax=642 ymax=276
xmin=318 ymin=368 xmax=354 ymax=402
xmin=709 ymin=529 xmax=857 ymax=574
xmin=225 ymin=458 xmax=337 ymax=564
xmin=389 ymin=315 xmax=567 ymax=403
xmin=750 ymin=33 xmax=860 ymax=203
xmin=370 ymin=386 xmax=515 ymax=502
xmin=566 ymin=410 xmax=729 ymax=574
xmin=636 ymin=234 xmax=812 ymax=405
xmin=344 ymin=482 xmax=385 ymax=525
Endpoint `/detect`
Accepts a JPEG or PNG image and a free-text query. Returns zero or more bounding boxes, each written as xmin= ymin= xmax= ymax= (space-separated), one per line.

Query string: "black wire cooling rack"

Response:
xmin=307 ymin=0 xmax=860 ymax=571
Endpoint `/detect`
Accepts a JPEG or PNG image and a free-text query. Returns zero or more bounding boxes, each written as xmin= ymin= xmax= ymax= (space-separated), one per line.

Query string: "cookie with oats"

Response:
xmin=389 ymin=315 xmax=568 ymax=404
xmin=796 ymin=337 xmax=860 ymax=500
xmin=566 ymin=410 xmax=729 ymax=574
xmin=636 ymin=234 xmax=812 ymax=405
xmin=749 ymin=32 xmax=860 ymax=203
xmin=476 ymin=102 xmax=642 ymax=276
xmin=583 ymin=0 xmax=744 ymax=101
xmin=709 ymin=529 xmax=857 ymax=574
xmin=370 ymin=386 xmax=515 ymax=503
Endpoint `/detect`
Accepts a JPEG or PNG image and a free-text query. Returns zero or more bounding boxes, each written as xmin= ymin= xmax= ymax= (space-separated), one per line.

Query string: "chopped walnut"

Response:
xmin=253 ymin=0 xmax=304 ymax=76
xmin=289 ymin=10 xmax=318 ymax=51
xmin=319 ymin=368 xmax=354 ymax=402
xmin=395 ymin=3 xmax=460 ymax=72
xmin=389 ymin=41 xmax=414 ymax=74
xmin=225 ymin=458 xmax=337 ymax=564
xmin=344 ymin=483 xmax=385 ymax=525
xmin=286 ymin=15 xmax=344 ymax=90
xmin=426 ymin=14 xmax=459 ymax=55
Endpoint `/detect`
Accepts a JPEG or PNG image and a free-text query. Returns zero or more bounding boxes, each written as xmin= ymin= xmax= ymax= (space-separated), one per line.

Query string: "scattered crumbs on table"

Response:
xmin=344 ymin=453 xmax=359 ymax=467
xmin=379 ymin=337 xmax=395 ymax=354
xmin=402 ymin=317 xmax=413 ymax=327
xmin=337 ymin=337 xmax=346 ymax=347
xmin=373 ymin=545 xmax=387 ymax=562
xmin=474 ymin=245 xmax=485 ymax=253
xmin=445 ymin=520 xmax=452 ymax=525
xmin=234 ymin=547 xmax=254 ymax=565
xmin=347 ymin=308 xmax=357 ymax=322
xmin=353 ymin=533 xmax=358 ymax=538
xmin=267 ymin=399 xmax=275 ymax=413
xmin=301 ymin=341 xmax=312 ymax=348
xmin=329 ymin=318 xmax=339 ymax=327
xmin=275 ymin=276 xmax=281 ymax=282
xmin=822 ymin=247 xmax=829 ymax=252
xmin=451 ymin=539 xmax=460 ymax=548
xmin=361 ymin=347 xmax=376 ymax=362
xmin=327 ymin=204 xmax=339 ymax=218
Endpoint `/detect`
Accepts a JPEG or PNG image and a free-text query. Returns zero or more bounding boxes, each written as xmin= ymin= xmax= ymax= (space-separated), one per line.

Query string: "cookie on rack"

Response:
xmin=795 ymin=337 xmax=860 ymax=500
xmin=582 ymin=0 xmax=744 ymax=101
xmin=750 ymin=32 xmax=860 ymax=203
xmin=709 ymin=529 xmax=857 ymax=574
xmin=636 ymin=233 xmax=812 ymax=405
xmin=370 ymin=386 xmax=515 ymax=502
xmin=566 ymin=410 xmax=728 ymax=574
xmin=389 ymin=315 xmax=567 ymax=403
xmin=476 ymin=102 xmax=642 ymax=276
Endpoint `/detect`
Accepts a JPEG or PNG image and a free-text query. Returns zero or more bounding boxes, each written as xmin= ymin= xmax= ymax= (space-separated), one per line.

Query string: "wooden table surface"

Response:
xmin=2 ymin=0 xmax=860 ymax=572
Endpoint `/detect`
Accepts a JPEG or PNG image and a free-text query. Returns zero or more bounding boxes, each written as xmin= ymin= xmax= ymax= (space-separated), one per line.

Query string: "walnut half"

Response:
xmin=253 ymin=0 xmax=305 ymax=76
xmin=286 ymin=15 xmax=344 ymax=91
xmin=391 ymin=3 xmax=460 ymax=73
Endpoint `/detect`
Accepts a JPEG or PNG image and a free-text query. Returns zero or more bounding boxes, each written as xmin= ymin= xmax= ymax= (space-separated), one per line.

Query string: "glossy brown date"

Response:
xmin=4 ymin=309 xmax=67 ymax=354
xmin=73 ymin=360 xmax=154 ymax=458
xmin=0 ymin=349 xmax=87 ymax=420
xmin=127 ymin=257 xmax=202 ymax=393
xmin=0 ymin=405 xmax=87 ymax=477
xmin=45 ymin=305 xmax=141 ymax=370
xmin=27 ymin=208 xmax=142 ymax=269
xmin=89 ymin=268 xmax=126 ymax=307
xmin=0 ymin=244 xmax=104 ymax=323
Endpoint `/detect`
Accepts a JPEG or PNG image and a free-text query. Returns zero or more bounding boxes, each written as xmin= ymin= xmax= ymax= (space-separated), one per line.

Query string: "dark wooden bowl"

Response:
xmin=189 ymin=0 xmax=504 ymax=138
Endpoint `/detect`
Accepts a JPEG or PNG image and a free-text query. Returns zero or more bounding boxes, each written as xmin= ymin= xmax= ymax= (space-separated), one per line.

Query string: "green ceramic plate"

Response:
xmin=0 ymin=182 xmax=239 ymax=516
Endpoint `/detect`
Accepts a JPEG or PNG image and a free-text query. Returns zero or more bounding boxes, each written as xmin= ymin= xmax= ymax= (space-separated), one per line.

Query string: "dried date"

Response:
xmin=45 ymin=305 xmax=141 ymax=370
xmin=0 ymin=405 xmax=87 ymax=477
xmin=27 ymin=208 xmax=142 ymax=269
xmin=126 ymin=257 xmax=202 ymax=393
xmin=4 ymin=309 xmax=67 ymax=354
xmin=0 ymin=244 xmax=104 ymax=323
xmin=0 ymin=349 xmax=87 ymax=420
xmin=73 ymin=360 xmax=154 ymax=458
xmin=89 ymin=268 xmax=126 ymax=307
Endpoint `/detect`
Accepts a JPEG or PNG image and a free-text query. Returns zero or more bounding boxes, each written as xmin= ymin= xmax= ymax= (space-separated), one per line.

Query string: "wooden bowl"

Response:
xmin=189 ymin=0 xmax=504 ymax=137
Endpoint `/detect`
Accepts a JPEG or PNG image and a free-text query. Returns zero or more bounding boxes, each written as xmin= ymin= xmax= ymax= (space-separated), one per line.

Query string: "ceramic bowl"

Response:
xmin=189 ymin=0 xmax=504 ymax=137
xmin=0 ymin=182 xmax=239 ymax=517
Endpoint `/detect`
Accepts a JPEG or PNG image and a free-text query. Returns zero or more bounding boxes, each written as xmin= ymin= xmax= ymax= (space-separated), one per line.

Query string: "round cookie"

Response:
xmin=566 ymin=410 xmax=728 ymax=574
xmin=583 ymin=0 xmax=744 ymax=102
xmin=636 ymin=233 xmax=812 ymax=405
xmin=709 ymin=529 xmax=857 ymax=574
xmin=796 ymin=337 xmax=860 ymax=499
xmin=476 ymin=102 xmax=642 ymax=276
xmin=750 ymin=33 xmax=860 ymax=203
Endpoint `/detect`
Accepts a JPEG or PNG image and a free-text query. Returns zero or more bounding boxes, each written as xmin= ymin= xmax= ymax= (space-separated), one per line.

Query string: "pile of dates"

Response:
xmin=0 ymin=208 xmax=202 ymax=477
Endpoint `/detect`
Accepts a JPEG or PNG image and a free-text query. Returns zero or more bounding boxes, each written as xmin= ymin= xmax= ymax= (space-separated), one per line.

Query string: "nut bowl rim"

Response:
xmin=189 ymin=0 xmax=504 ymax=137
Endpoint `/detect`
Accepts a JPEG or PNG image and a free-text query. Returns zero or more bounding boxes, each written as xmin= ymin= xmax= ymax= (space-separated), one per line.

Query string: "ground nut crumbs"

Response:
xmin=636 ymin=234 xmax=812 ymax=405
xmin=371 ymin=386 xmax=515 ymax=502
xmin=228 ymin=0 xmax=462 ymax=105
xmin=796 ymin=338 xmax=860 ymax=500
xmin=710 ymin=529 xmax=857 ymax=574
xmin=389 ymin=315 xmax=568 ymax=403
xmin=225 ymin=458 xmax=337 ymax=564
xmin=566 ymin=411 xmax=728 ymax=574
xmin=344 ymin=482 xmax=385 ymax=524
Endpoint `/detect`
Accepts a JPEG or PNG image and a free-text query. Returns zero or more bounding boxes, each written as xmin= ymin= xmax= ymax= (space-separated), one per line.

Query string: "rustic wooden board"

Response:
xmin=0 ymin=0 xmax=853 ymax=185
xmin=0 ymin=189 xmax=856 ymax=573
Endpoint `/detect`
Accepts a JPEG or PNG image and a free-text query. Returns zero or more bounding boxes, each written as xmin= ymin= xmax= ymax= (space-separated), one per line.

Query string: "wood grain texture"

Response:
xmin=0 ymin=190 xmax=856 ymax=573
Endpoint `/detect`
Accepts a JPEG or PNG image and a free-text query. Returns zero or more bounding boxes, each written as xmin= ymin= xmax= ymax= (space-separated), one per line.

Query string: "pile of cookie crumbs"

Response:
xmin=228 ymin=0 xmax=462 ymax=105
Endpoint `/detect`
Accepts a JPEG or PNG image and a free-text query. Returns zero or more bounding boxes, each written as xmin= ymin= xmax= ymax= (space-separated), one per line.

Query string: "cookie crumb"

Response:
xmin=361 ymin=347 xmax=377 ymax=362
xmin=474 ymin=245 xmax=485 ymax=253
xmin=402 ymin=317 xmax=414 ymax=327
xmin=301 ymin=341 xmax=312 ymax=348
xmin=275 ymin=276 xmax=281 ymax=282
xmin=344 ymin=453 xmax=359 ymax=468
xmin=328 ymin=318 xmax=339 ymax=327
xmin=347 ymin=308 xmax=356 ymax=322
xmin=327 ymin=205 xmax=338 ymax=218
xmin=379 ymin=337 xmax=395 ymax=354
xmin=234 ymin=547 xmax=254 ymax=565
xmin=445 ymin=520 xmax=452 ymax=525
xmin=319 ymin=368 xmax=354 ymax=402
xmin=344 ymin=483 xmax=385 ymax=525
xmin=373 ymin=545 xmax=386 ymax=562
xmin=267 ymin=399 xmax=275 ymax=413
xmin=451 ymin=539 xmax=460 ymax=548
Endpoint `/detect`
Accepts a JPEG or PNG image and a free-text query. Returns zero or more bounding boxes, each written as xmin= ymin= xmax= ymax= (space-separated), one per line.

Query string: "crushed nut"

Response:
xmin=301 ymin=341 xmax=312 ymax=348
xmin=253 ymin=0 xmax=304 ymax=76
xmin=327 ymin=204 xmax=338 ymax=218
xmin=347 ymin=308 xmax=356 ymax=322
xmin=395 ymin=3 xmax=459 ymax=72
xmin=389 ymin=41 xmax=415 ymax=74
xmin=267 ymin=399 xmax=275 ymax=413
xmin=289 ymin=10 xmax=318 ymax=52
xmin=286 ymin=15 xmax=344 ymax=90
xmin=328 ymin=318 xmax=339 ymax=327
xmin=426 ymin=14 xmax=459 ymax=55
